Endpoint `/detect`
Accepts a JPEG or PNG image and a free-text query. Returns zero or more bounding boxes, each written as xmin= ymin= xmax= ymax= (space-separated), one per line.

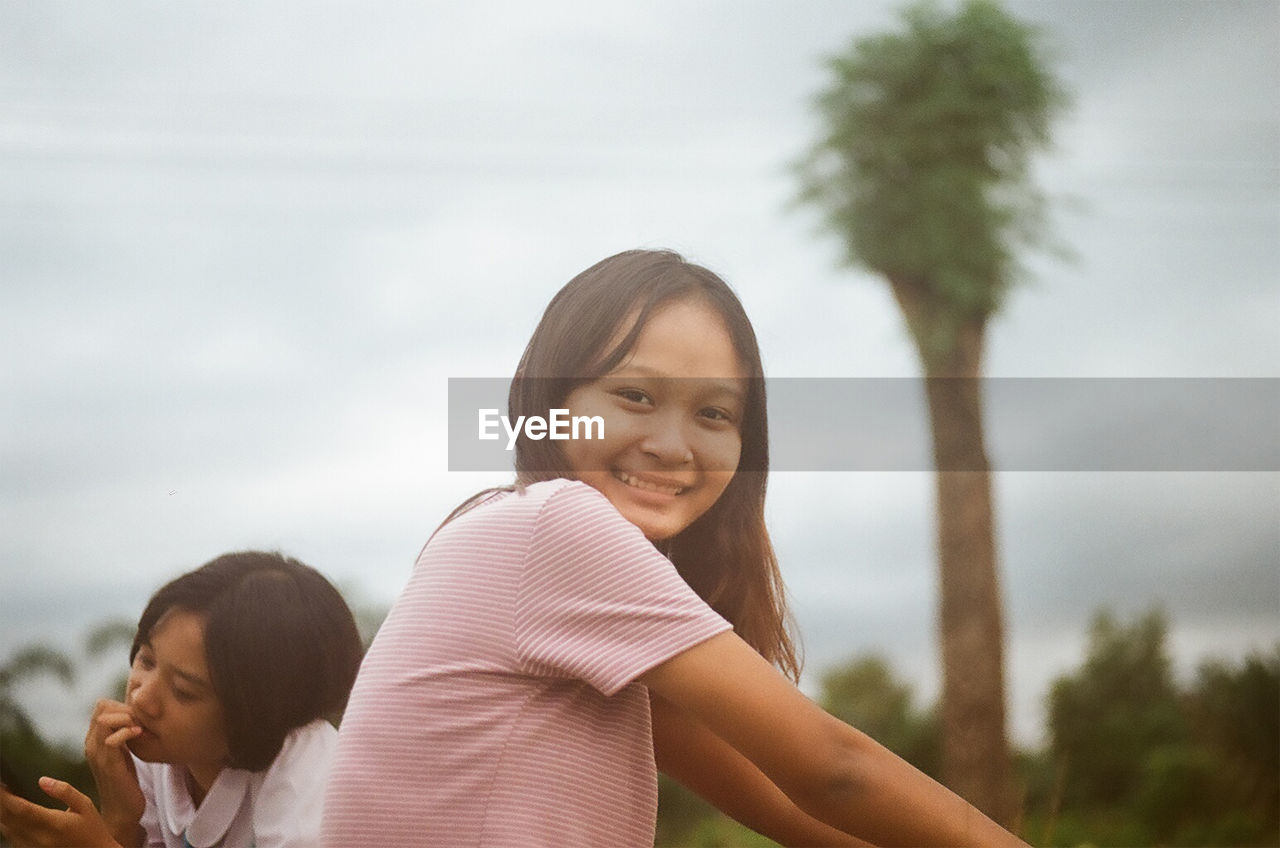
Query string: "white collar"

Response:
xmin=157 ymin=764 xmax=252 ymax=848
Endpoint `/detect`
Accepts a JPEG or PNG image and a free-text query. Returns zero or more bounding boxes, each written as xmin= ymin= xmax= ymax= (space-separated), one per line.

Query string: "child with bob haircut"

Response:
xmin=0 ymin=550 xmax=363 ymax=848
xmin=321 ymin=249 xmax=1027 ymax=847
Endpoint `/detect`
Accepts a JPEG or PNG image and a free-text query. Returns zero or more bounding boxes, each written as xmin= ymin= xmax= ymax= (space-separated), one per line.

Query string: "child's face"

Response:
xmin=126 ymin=608 xmax=231 ymax=789
xmin=562 ymin=297 xmax=745 ymax=541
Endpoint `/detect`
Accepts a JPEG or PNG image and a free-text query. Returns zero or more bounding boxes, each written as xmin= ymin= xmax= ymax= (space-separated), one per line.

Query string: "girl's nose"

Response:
xmin=640 ymin=414 xmax=694 ymax=466
xmin=128 ymin=676 xmax=160 ymax=719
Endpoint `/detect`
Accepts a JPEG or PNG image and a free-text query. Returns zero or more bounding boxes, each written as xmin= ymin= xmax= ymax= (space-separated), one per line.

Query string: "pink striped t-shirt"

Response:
xmin=321 ymin=479 xmax=731 ymax=848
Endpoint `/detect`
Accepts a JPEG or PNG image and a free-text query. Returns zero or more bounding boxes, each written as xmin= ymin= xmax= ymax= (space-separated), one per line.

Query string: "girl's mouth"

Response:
xmin=126 ymin=726 xmax=159 ymax=757
xmin=613 ymin=470 xmax=685 ymax=496
xmin=130 ymin=716 xmax=159 ymax=741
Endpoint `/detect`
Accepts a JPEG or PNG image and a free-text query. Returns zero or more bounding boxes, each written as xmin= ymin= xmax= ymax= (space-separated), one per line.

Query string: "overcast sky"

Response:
xmin=2 ymin=0 xmax=1277 ymax=747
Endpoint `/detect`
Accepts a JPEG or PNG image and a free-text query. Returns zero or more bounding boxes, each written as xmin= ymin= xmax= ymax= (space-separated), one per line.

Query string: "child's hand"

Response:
xmin=84 ymin=699 xmax=146 ymax=842
xmin=0 ymin=777 xmax=122 ymax=847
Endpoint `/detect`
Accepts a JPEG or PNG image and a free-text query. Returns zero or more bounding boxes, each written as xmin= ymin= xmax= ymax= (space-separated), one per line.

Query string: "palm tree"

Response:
xmin=797 ymin=0 xmax=1067 ymax=823
xmin=0 ymin=645 xmax=74 ymax=740
xmin=0 ymin=643 xmax=76 ymax=804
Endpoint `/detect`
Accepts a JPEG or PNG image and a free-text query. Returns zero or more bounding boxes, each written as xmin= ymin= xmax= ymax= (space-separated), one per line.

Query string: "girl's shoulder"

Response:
xmin=519 ymin=477 xmax=583 ymax=499
xmin=451 ymin=478 xmax=629 ymax=541
xmin=430 ymin=480 xmax=633 ymax=560
xmin=465 ymin=477 xmax=604 ymax=518
xmin=523 ymin=480 xmax=654 ymax=556
xmin=424 ymin=481 xmax=640 ymax=578
xmin=247 ymin=719 xmax=335 ymax=844
xmin=263 ymin=718 xmax=337 ymax=778
xmin=523 ymin=478 xmax=620 ymax=521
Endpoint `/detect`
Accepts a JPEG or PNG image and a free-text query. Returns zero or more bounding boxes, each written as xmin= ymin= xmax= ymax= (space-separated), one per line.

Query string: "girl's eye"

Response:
xmin=700 ymin=407 xmax=736 ymax=426
xmin=172 ymin=687 xmax=198 ymax=704
xmin=614 ymin=388 xmax=653 ymax=405
xmin=135 ymin=652 xmax=156 ymax=671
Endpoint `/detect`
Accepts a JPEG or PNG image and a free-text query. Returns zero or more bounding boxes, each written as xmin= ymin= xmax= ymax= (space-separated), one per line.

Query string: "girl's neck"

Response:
xmin=185 ymin=763 xmax=223 ymax=807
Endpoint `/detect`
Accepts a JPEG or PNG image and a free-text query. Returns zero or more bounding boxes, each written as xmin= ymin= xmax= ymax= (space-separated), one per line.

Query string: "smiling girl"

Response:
xmin=0 ymin=551 xmax=363 ymax=848
xmin=321 ymin=249 xmax=1026 ymax=847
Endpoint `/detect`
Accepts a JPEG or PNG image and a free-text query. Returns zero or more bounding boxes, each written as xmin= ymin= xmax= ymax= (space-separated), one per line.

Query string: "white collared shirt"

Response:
xmin=134 ymin=719 xmax=336 ymax=848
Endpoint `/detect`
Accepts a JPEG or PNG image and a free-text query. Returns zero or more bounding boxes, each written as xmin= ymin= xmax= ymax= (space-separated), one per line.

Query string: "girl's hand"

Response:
xmin=0 ymin=777 xmax=123 ymax=847
xmin=84 ymin=699 xmax=146 ymax=843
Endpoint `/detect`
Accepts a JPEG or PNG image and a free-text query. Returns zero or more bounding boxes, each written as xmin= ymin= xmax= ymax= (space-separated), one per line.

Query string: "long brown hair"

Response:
xmin=451 ymin=249 xmax=799 ymax=680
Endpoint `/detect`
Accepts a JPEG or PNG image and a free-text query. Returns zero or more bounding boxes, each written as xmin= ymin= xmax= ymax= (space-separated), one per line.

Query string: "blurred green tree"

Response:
xmin=796 ymin=0 xmax=1067 ymax=822
xmin=1047 ymin=610 xmax=1186 ymax=811
xmin=0 ymin=643 xmax=90 ymax=812
xmin=1043 ymin=611 xmax=1279 ymax=846
xmin=1181 ymin=646 xmax=1280 ymax=844
xmin=0 ymin=645 xmax=74 ymax=739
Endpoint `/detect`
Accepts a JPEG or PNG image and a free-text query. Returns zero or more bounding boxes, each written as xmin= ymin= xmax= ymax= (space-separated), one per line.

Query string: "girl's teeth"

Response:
xmin=615 ymin=471 xmax=682 ymax=496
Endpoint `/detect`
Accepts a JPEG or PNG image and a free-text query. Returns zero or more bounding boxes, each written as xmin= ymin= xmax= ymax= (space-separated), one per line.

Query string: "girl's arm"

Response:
xmin=641 ymin=632 xmax=1026 ymax=848
xmin=651 ymin=693 xmax=873 ymax=847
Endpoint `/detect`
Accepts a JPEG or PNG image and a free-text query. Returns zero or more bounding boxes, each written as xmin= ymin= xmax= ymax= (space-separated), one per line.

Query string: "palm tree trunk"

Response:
xmin=889 ymin=275 xmax=1016 ymax=824
xmin=924 ymin=367 xmax=1015 ymax=825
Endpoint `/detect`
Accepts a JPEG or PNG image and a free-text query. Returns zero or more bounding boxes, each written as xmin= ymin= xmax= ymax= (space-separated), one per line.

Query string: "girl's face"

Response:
xmin=562 ymin=297 xmax=746 ymax=541
xmin=126 ymin=608 xmax=231 ymax=791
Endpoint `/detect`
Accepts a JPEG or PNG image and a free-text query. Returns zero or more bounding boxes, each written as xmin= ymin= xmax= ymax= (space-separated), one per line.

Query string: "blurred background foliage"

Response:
xmin=4 ymin=605 xmax=1275 ymax=847
xmin=1 ymin=643 xmax=94 ymax=819
xmin=1028 ymin=611 xmax=1279 ymax=847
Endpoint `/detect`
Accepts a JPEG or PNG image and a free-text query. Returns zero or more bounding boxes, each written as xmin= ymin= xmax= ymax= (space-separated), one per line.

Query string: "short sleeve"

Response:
xmin=514 ymin=482 xmax=731 ymax=695
xmin=251 ymin=720 xmax=337 ymax=848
